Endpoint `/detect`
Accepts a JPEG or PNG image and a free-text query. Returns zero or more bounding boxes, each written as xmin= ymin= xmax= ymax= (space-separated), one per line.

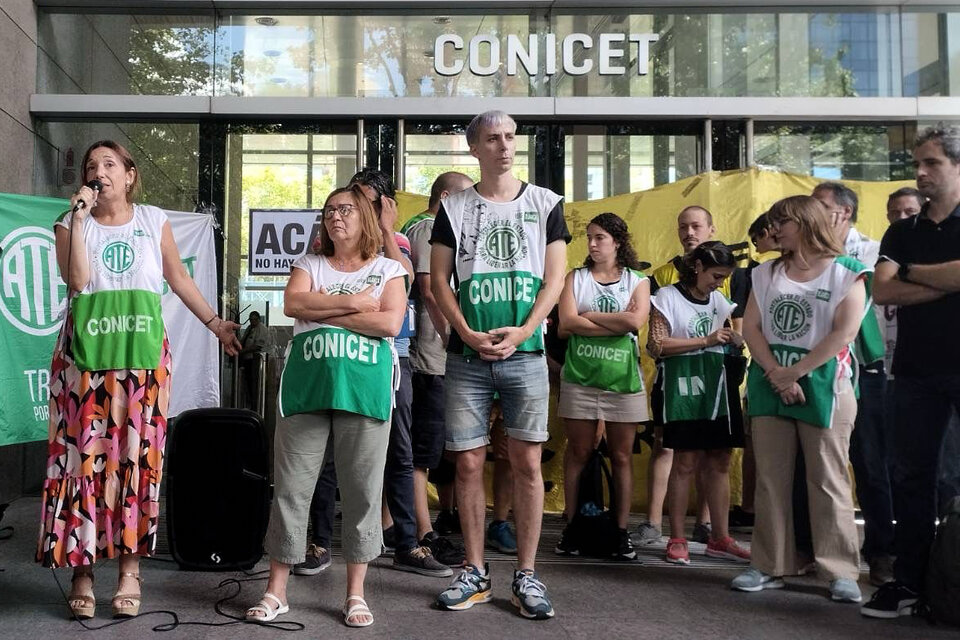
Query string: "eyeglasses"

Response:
xmin=322 ymin=203 xmax=357 ymax=219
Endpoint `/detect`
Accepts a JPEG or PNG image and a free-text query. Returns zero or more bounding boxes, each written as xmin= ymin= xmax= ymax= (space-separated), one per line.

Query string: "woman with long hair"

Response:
xmin=555 ymin=212 xmax=650 ymax=560
xmin=732 ymin=195 xmax=867 ymax=604
xmin=246 ymin=185 xmax=407 ymax=627
xmin=647 ymin=241 xmax=749 ymax=566
xmin=39 ymin=140 xmax=240 ymax=619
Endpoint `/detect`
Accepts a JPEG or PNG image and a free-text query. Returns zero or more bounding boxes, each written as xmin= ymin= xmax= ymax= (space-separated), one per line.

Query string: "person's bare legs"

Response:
xmin=492 ymin=427 xmax=513 ymax=522
xmin=69 ymin=566 xmax=94 ymax=612
xmin=668 ymin=450 xmax=699 ymax=539
xmin=413 ymin=467 xmax=433 ymax=539
xmin=695 ymin=464 xmax=711 ymax=525
xmin=344 ymin=562 xmax=372 ymax=625
xmin=456 ymin=448 xmax=488 ymax=568
xmin=647 ymin=429 xmax=673 ymax=527
xmin=606 ymin=422 xmax=639 ymax=530
xmin=381 ymin=493 xmax=393 ymax=531
xmin=562 ymin=418 xmax=598 ymax=520
xmin=507 ymin=438 xmax=545 ymax=570
xmin=115 ymin=553 xmax=141 ymax=610
xmin=703 ymin=449 xmax=733 ymax=540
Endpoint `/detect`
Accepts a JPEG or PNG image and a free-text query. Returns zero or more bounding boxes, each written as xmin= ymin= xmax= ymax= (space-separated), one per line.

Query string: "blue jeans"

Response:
xmin=849 ymin=368 xmax=894 ymax=560
xmin=444 ymin=352 xmax=550 ymax=451
xmin=892 ymin=374 xmax=960 ymax=591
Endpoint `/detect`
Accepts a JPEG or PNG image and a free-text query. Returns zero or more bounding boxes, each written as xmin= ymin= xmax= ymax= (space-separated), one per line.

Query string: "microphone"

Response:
xmin=72 ymin=179 xmax=103 ymax=213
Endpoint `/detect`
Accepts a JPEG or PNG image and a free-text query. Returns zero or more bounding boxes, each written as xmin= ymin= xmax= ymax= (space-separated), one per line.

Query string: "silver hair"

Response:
xmin=465 ymin=110 xmax=516 ymax=146
xmin=915 ymin=122 xmax=960 ymax=165
xmin=814 ymin=181 xmax=859 ymax=222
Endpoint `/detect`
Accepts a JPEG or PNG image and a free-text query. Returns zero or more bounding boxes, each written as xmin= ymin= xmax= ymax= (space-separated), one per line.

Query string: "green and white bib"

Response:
xmin=652 ymin=285 xmax=736 ymax=423
xmin=57 ymin=205 xmax=166 ymax=371
xmin=442 ymin=184 xmax=563 ymax=356
xmin=278 ymin=254 xmax=405 ymax=421
xmin=746 ymin=256 xmax=869 ymax=428
xmin=562 ymin=267 xmax=645 ymax=394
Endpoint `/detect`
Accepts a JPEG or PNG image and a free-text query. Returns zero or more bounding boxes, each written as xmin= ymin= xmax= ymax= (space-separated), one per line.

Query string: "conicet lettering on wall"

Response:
xmin=467 ymin=275 xmax=537 ymax=305
xmin=302 ymin=331 xmax=380 ymax=364
xmin=84 ymin=314 xmax=154 ymax=336
xmin=434 ymin=32 xmax=661 ymax=77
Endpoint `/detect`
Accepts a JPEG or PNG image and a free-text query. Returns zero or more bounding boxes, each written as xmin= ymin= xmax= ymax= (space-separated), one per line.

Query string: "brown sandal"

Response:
xmin=68 ymin=571 xmax=95 ymax=620
xmin=111 ymin=572 xmax=142 ymax=618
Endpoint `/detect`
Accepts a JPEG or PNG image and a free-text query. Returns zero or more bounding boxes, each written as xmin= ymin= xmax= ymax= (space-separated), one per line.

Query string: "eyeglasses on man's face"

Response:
xmin=322 ymin=203 xmax=357 ymax=219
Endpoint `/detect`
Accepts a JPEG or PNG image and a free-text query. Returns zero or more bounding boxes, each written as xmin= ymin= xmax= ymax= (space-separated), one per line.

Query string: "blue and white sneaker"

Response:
xmin=486 ymin=520 xmax=518 ymax=554
xmin=436 ymin=564 xmax=492 ymax=611
xmin=511 ymin=569 xmax=555 ymax=620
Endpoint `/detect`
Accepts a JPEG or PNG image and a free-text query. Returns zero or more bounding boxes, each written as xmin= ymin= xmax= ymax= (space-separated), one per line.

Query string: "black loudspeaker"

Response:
xmin=167 ymin=408 xmax=270 ymax=571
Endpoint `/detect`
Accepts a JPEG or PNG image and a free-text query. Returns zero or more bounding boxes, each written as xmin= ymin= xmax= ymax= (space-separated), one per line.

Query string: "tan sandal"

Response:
xmin=343 ymin=594 xmax=373 ymax=628
xmin=111 ymin=572 xmax=142 ymax=618
xmin=68 ymin=570 xmax=95 ymax=620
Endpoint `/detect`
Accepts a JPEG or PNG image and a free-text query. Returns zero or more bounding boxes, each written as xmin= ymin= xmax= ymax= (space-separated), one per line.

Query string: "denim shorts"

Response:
xmin=444 ymin=352 xmax=550 ymax=451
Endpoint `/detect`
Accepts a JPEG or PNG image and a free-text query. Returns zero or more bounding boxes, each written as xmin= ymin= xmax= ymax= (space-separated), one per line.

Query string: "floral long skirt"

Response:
xmin=37 ymin=315 xmax=172 ymax=568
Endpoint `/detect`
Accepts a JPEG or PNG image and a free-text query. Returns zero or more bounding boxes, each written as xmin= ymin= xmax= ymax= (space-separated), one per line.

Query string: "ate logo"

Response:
xmin=594 ymin=294 xmax=620 ymax=313
xmin=477 ymin=220 xmax=528 ymax=269
xmin=0 ymin=227 xmax=66 ymax=336
xmin=687 ymin=311 xmax=713 ymax=338
xmin=102 ymin=241 xmax=135 ymax=274
xmin=770 ymin=295 xmax=812 ymax=341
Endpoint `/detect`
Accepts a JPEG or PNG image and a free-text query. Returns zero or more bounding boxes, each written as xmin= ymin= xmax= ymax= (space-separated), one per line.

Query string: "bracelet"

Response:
xmin=203 ymin=314 xmax=218 ymax=327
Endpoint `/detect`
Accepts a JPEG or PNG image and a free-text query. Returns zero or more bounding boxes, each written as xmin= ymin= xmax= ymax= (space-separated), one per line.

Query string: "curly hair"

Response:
xmin=583 ymin=212 xmax=645 ymax=271
xmin=676 ymin=240 xmax=736 ymax=287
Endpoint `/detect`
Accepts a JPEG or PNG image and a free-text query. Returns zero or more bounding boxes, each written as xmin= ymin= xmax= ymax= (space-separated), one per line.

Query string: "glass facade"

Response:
xmin=35 ymin=9 xmax=960 ymax=99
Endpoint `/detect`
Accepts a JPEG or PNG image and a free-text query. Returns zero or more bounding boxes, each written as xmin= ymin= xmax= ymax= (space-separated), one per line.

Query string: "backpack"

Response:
xmin=925 ymin=495 xmax=960 ymax=626
xmin=565 ymin=448 xmax=620 ymax=558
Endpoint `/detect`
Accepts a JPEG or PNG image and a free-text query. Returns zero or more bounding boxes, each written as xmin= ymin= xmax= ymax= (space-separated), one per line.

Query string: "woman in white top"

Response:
xmin=556 ymin=213 xmax=650 ymax=560
xmin=246 ymin=186 xmax=407 ymax=627
xmin=40 ymin=141 xmax=240 ymax=620
xmin=733 ymin=195 xmax=867 ymax=604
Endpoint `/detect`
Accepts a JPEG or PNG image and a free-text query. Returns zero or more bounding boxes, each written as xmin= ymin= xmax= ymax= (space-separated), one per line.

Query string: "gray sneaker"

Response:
xmin=292 ymin=543 xmax=332 ymax=576
xmin=635 ymin=521 xmax=662 ymax=545
xmin=830 ymin=578 xmax=862 ymax=603
xmin=394 ymin=546 xmax=453 ymax=578
xmin=691 ymin=521 xmax=712 ymax=544
xmin=511 ymin=569 xmax=555 ymax=620
xmin=731 ymin=568 xmax=785 ymax=592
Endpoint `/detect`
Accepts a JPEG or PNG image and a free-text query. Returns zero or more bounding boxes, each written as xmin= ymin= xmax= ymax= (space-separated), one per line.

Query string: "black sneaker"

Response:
xmin=729 ymin=506 xmax=755 ymax=530
xmin=292 ymin=543 xmax=332 ymax=576
xmin=614 ymin=528 xmax=637 ymax=561
xmin=554 ymin=525 xmax=580 ymax=556
xmin=394 ymin=545 xmax=454 ymax=578
xmin=860 ymin=582 xmax=919 ymax=619
xmin=421 ymin=531 xmax=465 ymax=566
xmin=433 ymin=509 xmax=461 ymax=536
xmin=383 ymin=525 xmax=397 ymax=552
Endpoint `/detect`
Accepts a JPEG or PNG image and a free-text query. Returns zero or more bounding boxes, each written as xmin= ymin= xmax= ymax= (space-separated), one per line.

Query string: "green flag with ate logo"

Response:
xmin=0 ymin=193 xmax=71 ymax=446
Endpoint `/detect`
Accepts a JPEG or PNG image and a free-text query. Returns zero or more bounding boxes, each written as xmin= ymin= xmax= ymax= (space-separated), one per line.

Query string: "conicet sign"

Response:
xmin=433 ymin=33 xmax=660 ymax=77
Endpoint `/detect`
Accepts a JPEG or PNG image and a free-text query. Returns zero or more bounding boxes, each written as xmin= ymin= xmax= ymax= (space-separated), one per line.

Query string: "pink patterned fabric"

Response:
xmin=37 ymin=315 xmax=172 ymax=568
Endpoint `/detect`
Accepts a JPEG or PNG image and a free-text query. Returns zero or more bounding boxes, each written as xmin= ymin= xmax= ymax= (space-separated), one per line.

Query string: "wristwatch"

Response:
xmin=898 ymin=262 xmax=911 ymax=282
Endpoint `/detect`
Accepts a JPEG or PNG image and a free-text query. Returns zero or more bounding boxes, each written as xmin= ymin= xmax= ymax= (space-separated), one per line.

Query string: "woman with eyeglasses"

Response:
xmin=246 ymin=185 xmax=407 ymax=627
xmin=646 ymin=241 xmax=750 ymax=566
xmin=732 ymin=195 xmax=867 ymax=604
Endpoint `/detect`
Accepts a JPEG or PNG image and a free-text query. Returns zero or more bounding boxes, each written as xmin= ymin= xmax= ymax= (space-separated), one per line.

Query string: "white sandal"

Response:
xmin=343 ymin=594 xmax=374 ymax=628
xmin=245 ymin=592 xmax=289 ymax=622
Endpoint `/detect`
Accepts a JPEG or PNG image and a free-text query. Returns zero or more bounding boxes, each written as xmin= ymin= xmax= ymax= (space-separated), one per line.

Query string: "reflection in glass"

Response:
xmin=404 ymin=132 xmax=531 ymax=196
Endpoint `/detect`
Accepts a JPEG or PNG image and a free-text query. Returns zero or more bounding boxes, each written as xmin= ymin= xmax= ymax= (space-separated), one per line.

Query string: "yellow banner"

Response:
xmin=399 ymin=168 xmax=914 ymax=513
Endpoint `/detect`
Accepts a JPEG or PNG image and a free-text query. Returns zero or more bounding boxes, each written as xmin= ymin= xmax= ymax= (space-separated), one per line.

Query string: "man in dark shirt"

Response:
xmin=862 ymin=124 xmax=960 ymax=618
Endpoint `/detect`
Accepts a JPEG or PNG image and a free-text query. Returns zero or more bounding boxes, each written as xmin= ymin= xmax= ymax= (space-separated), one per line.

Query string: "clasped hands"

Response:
xmin=464 ymin=326 xmax=530 ymax=361
xmin=765 ymin=365 xmax=806 ymax=406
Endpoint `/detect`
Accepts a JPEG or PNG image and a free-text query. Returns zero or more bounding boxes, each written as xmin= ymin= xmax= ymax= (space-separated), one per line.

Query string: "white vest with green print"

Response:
xmin=442 ymin=184 xmax=563 ymax=355
xmin=58 ymin=205 xmax=166 ymax=371
xmin=746 ymin=256 xmax=870 ymax=429
xmin=278 ymin=254 xmax=405 ymax=421
xmin=562 ymin=267 xmax=645 ymax=394
xmin=652 ymin=285 xmax=736 ymax=423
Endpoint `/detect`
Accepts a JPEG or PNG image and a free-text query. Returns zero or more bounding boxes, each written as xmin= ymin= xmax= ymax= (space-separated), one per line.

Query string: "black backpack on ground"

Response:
xmin=565 ymin=447 xmax=620 ymax=558
xmin=925 ymin=495 xmax=960 ymax=626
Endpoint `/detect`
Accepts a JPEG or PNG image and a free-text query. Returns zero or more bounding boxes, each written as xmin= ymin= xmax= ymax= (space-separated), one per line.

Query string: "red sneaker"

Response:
xmin=706 ymin=536 xmax=751 ymax=562
xmin=665 ymin=538 xmax=690 ymax=565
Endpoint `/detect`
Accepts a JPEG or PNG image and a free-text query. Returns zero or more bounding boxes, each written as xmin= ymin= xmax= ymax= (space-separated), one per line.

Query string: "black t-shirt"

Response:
xmin=878 ymin=202 xmax=960 ymax=376
xmin=429 ymin=182 xmax=571 ymax=353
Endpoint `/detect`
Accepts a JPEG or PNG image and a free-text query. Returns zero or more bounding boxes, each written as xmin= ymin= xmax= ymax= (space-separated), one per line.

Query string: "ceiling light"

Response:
xmin=255 ymin=17 xmax=278 ymax=27
xmin=269 ymin=77 xmax=287 ymax=84
xmin=263 ymin=49 xmax=282 ymax=57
